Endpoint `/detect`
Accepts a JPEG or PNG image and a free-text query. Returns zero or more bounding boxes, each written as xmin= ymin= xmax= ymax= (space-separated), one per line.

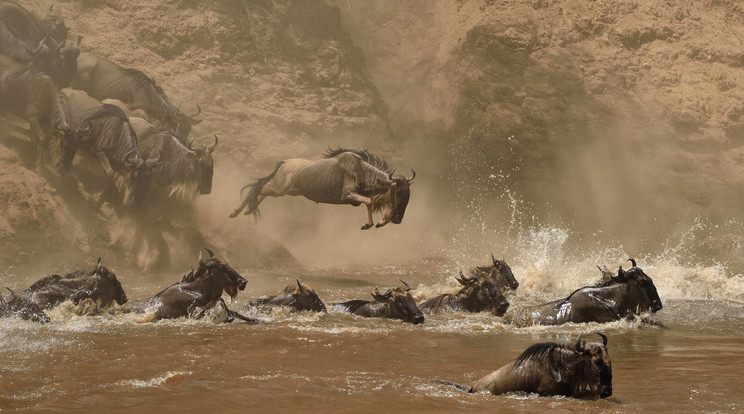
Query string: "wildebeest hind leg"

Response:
xmin=229 ymin=195 xmax=252 ymax=218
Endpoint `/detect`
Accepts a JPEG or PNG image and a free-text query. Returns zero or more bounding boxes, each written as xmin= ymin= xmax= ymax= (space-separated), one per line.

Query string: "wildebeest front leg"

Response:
xmin=94 ymin=151 xmax=115 ymax=204
xmin=344 ymin=192 xmax=374 ymax=229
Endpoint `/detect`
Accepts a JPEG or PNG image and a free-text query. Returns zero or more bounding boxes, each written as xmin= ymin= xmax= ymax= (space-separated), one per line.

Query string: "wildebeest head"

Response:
xmin=611 ymin=259 xmax=663 ymax=313
xmin=380 ymin=170 xmax=414 ymax=225
xmin=44 ymin=5 xmax=68 ymax=43
xmin=477 ymin=254 xmax=519 ymax=292
xmin=197 ymin=248 xmax=247 ymax=299
xmin=290 ymin=279 xmax=326 ymax=312
xmin=573 ymin=333 xmax=613 ymax=399
xmin=456 ymin=270 xmax=509 ymax=315
xmin=371 ymin=280 xmax=424 ymax=324
xmin=123 ymin=151 xmax=160 ymax=207
xmin=57 ymin=35 xmax=81 ymax=87
xmin=187 ymin=134 xmax=217 ymax=194
xmin=84 ymin=257 xmax=128 ymax=307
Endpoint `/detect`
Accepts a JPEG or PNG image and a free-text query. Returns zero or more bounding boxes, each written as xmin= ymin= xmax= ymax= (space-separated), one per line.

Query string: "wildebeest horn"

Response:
xmin=596 ymin=332 xmax=608 ymax=346
xmin=388 ymin=169 xmax=396 ymax=181
xmin=47 ymin=5 xmax=54 ymax=15
xmin=205 ymin=248 xmax=214 ymax=258
xmin=407 ymin=169 xmax=416 ymax=183
xmin=575 ymin=333 xmax=585 ymax=353
xmin=190 ymin=104 xmax=202 ymax=120
xmin=628 ymin=258 xmax=637 ymax=267
xmin=209 ymin=135 xmax=219 ymax=151
xmin=400 ymin=279 xmax=411 ymax=291
xmin=73 ymin=35 xmax=82 ymax=48
xmin=97 ymin=257 xmax=102 ymax=271
xmin=296 ymin=279 xmax=304 ymax=291
xmin=187 ymin=135 xmax=197 ymax=150
xmin=53 ymin=39 xmax=65 ymax=53
xmin=491 ymin=253 xmax=498 ymax=265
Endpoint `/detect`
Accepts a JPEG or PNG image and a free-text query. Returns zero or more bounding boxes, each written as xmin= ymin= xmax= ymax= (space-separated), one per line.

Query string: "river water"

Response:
xmin=2 ymin=247 xmax=744 ymax=413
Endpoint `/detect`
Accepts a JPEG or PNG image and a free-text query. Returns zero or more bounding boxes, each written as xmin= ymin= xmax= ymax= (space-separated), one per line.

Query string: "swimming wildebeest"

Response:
xmin=0 ymin=53 xmax=75 ymax=172
xmin=419 ymin=270 xmax=510 ymax=316
xmin=503 ymin=259 xmax=662 ymax=327
xmin=63 ymin=88 xmax=158 ymax=206
xmin=335 ymin=280 xmax=424 ymax=324
xmin=123 ymin=249 xmax=254 ymax=323
xmin=229 ymin=148 xmax=415 ymax=230
xmin=71 ymin=52 xmax=201 ymax=139
xmin=129 ymin=116 xmax=217 ymax=200
xmin=440 ymin=333 xmax=612 ymax=399
xmin=21 ymin=258 xmax=127 ymax=313
xmin=250 ymin=279 xmax=326 ymax=312
xmin=0 ymin=287 xmax=50 ymax=323
xmin=471 ymin=254 xmax=519 ymax=293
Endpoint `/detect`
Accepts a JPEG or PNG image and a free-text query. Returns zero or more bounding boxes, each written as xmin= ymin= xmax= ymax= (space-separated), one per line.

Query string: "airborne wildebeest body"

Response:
xmin=0 ymin=288 xmax=50 ymax=323
xmin=71 ymin=52 xmax=200 ymax=139
xmin=250 ymin=279 xmax=326 ymax=312
xmin=229 ymin=148 xmax=415 ymax=230
xmin=123 ymin=249 xmax=254 ymax=323
xmin=0 ymin=54 xmax=75 ymax=172
xmin=129 ymin=116 xmax=217 ymax=200
xmin=335 ymin=281 xmax=424 ymax=324
xmin=420 ymin=270 xmax=510 ymax=316
xmin=441 ymin=333 xmax=613 ymax=399
xmin=504 ymin=260 xmax=663 ymax=327
xmin=21 ymin=258 xmax=127 ymax=313
xmin=63 ymin=88 xmax=157 ymax=206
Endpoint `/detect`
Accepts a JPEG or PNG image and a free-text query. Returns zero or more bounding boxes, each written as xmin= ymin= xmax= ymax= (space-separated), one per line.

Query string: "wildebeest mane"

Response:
xmin=121 ymin=67 xmax=163 ymax=93
xmin=324 ymin=147 xmax=390 ymax=172
xmin=337 ymin=299 xmax=372 ymax=313
xmin=513 ymin=342 xmax=570 ymax=368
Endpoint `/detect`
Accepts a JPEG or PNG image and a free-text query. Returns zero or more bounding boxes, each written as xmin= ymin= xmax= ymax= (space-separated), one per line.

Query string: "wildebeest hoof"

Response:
xmin=361 ymin=223 xmax=373 ymax=230
xmin=375 ymin=222 xmax=386 ymax=228
xmin=228 ymin=210 xmax=239 ymax=218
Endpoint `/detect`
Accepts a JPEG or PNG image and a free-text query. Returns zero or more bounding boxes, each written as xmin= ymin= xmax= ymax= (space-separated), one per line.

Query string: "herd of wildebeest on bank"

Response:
xmin=0 ymin=1 xmax=666 ymax=402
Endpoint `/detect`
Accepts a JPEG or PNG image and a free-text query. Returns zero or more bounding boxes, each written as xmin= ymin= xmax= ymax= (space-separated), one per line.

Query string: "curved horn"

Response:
xmin=190 ymin=104 xmax=202 ymax=119
xmin=407 ymin=169 xmax=416 ymax=183
xmin=596 ymin=332 xmax=608 ymax=347
xmin=209 ymin=134 xmax=219 ymax=151
xmin=47 ymin=5 xmax=54 ymax=15
xmin=491 ymin=253 xmax=498 ymax=265
xmin=198 ymin=250 xmax=206 ymax=266
xmin=388 ymin=169 xmax=396 ymax=181
xmin=575 ymin=333 xmax=584 ymax=353
xmin=205 ymin=248 xmax=214 ymax=258
xmin=628 ymin=258 xmax=637 ymax=267
xmin=188 ymin=135 xmax=197 ymax=150
xmin=296 ymin=278 xmax=304 ymax=291
xmin=399 ymin=279 xmax=411 ymax=291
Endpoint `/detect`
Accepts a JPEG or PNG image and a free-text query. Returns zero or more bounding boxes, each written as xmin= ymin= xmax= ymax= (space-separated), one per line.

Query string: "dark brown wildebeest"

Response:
xmin=419 ymin=270 xmax=510 ymax=316
xmin=71 ymin=52 xmax=201 ymax=140
xmin=250 ymin=279 xmax=326 ymax=312
xmin=229 ymin=148 xmax=415 ymax=230
xmin=335 ymin=280 xmax=424 ymax=324
xmin=470 ymin=254 xmax=519 ymax=293
xmin=0 ymin=53 xmax=75 ymax=172
xmin=440 ymin=333 xmax=612 ymax=399
xmin=129 ymin=116 xmax=217 ymax=200
xmin=63 ymin=88 xmax=158 ymax=206
xmin=21 ymin=258 xmax=127 ymax=313
xmin=503 ymin=259 xmax=663 ymax=327
xmin=123 ymin=249 xmax=254 ymax=323
xmin=0 ymin=2 xmax=68 ymax=46
xmin=0 ymin=287 xmax=50 ymax=323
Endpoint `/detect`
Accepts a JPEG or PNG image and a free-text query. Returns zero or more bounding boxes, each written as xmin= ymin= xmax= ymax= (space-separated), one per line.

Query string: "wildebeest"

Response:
xmin=419 ymin=270 xmax=510 ymax=316
xmin=0 ymin=53 xmax=75 ymax=172
xmin=0 ymin=287 xmax=50 ymax=323
xmin=441 ymin=333 xmax=612 ymax=399
xmin=0 ymin=2 xmax=68 ymax=47
xmin=63 ymin=88 xmax=158 ymax=206
xmin=335 ymin=280 xmax=424 ymax=324
xmin=471 ymin=254 xmax=519 ymax=293
xmin=21 ymin=258 xmax=127 ymax=312
xmin=229 ymin=148 xmax=415 ymax=230
xmin=71 ymin=52 xmax=201 ymax=139
xmin=250 ymin=279 xmax=326 ymax=312
xmin=129 ymin=116 xmax=217 ymax=200
xmin=123 ymin=249 xmax=254 ymax=322
xmin=503 ymin=259 xmax=663 ymax=327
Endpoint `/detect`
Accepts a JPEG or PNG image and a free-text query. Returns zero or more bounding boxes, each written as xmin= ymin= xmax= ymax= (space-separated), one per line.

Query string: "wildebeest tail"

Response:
xmin=244 ymin=161 xmax=284 ymax=218
xmin=433 ymin=380 xmax=473 ymax=393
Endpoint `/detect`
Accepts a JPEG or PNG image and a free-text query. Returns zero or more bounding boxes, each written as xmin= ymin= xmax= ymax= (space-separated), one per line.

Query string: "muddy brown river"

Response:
xmin=2 ymin=251 xmax=744 ymax=413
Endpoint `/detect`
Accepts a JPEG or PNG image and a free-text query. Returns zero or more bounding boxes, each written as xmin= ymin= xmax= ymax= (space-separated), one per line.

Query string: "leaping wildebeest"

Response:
xmin=0 ymin=53 xmax=76 ymax=172
xmin=63 ymin=88 xmax=159 ymax=206
xmin=439 ymin=333 xmax=612 ymax=399
xmin=334 ymin=280 xmax=424 ymax=324
xmin=503 ymin=259 xmax=663 ymax=327
xmin=20 ymin=257 xmax=127 ymax=313
xmin=122 ymin=249 xmax=255 ymax=323
xmin=229 ymin=148 xmax=415 ymax=230
xmin=71 ymin=52 xmax=201 ymax=140
xmin=129 ymin=116 xmax=217 ymax=200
